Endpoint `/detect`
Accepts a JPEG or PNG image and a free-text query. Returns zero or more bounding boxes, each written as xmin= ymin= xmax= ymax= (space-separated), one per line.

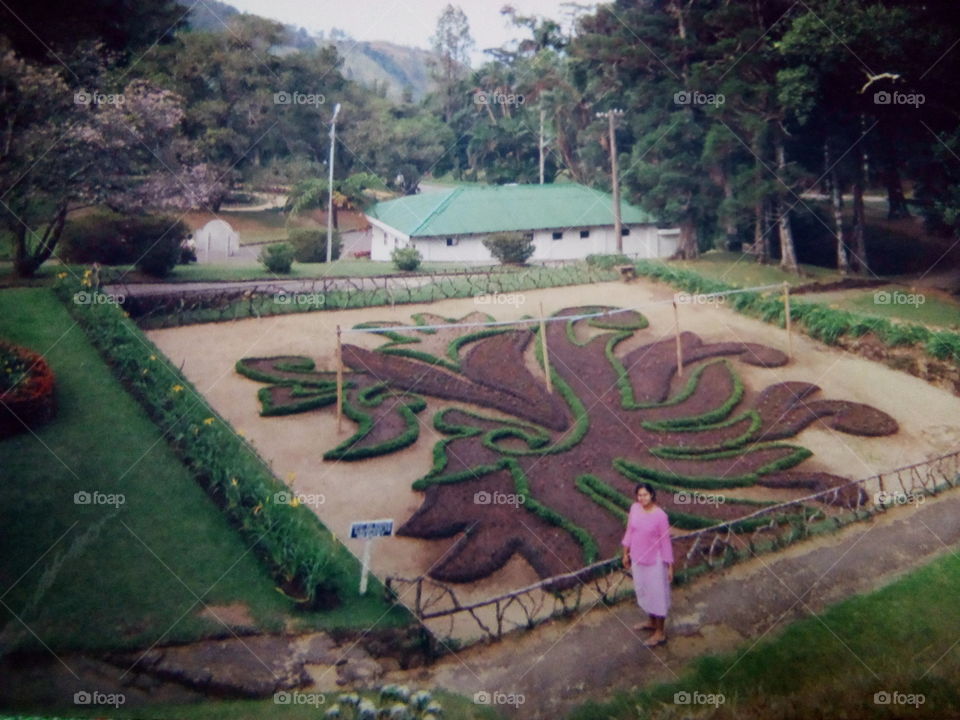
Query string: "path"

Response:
xmin=353 ymin=489 xmax=960 ymax=718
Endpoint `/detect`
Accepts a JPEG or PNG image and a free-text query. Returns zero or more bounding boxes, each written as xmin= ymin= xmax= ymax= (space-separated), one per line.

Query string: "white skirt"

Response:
xmin=631 ymin=560 xmax=671 ymax=617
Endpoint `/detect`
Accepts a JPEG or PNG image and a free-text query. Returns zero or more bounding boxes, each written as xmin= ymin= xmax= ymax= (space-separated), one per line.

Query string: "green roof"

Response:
xmin=366 ymin=183 xmax=658 ymax=237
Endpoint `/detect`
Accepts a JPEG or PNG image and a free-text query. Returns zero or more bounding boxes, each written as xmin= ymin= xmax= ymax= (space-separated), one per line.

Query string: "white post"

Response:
xmin=359 ymin=537 xmax=373 ymax=595
xmin=326 ymin=103 xmax=342 ymax=264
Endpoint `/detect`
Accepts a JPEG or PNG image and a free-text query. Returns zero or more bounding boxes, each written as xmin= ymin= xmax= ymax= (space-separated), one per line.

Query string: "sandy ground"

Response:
xmin=147 ymin=279 xmax=960 ymax=634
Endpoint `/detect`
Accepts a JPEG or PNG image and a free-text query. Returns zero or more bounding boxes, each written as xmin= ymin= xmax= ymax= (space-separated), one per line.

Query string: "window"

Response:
xmin=621 ymin=227 xmax=631 ymax=236
xmin=446 ymin=237 xmax=459 ymax=247
xmin=579 ymin=229 xmax=590 ymax=239
xmin=552 ymin=231 xmax=563 ymax=240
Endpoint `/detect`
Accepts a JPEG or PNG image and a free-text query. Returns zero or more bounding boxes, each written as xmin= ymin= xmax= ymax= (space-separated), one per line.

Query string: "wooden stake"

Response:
xmin=539 ymin=303 xmax=553 ymax=394
xmin=336 ymin=325 xmax=344 ymax=432
xmin=783 ymin=281 xmax=793 ymax=360
xmin=673 ymin=297 xmax=683 ymax=377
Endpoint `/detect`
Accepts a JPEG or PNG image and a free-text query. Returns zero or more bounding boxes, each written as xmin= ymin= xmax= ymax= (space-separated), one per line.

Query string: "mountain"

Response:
xmin=329 ymin=39 xmax=435 ymax=102
xmin=180 ymin=1 xmax=435 ymax=101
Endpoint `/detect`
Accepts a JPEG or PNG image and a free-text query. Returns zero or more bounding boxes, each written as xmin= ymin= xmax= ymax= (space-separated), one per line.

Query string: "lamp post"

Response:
xmin=326 ymin=102 xmax=342 ymax=264
xmin=596 ymin=108 xmax=625 ymax=252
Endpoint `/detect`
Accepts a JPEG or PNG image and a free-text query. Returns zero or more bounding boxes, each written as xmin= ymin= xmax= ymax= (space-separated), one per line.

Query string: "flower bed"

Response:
xmin=0 ymin=341 xmax=56 ymax=438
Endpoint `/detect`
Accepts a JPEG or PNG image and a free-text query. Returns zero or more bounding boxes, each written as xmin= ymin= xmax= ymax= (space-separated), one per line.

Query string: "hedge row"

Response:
xmin=632 ymin=261 xmax=960 ymax=366
xmin=52 ymin=277 xmax=369 ymax=609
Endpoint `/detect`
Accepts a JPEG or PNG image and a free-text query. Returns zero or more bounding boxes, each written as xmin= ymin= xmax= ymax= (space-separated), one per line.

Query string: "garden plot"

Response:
xmin=147 ymin=280 xmax=960 ymax=632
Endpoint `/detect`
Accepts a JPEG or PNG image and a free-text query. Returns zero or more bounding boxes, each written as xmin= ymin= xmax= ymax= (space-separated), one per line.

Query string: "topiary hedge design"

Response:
xmin=240 ymin=305 xmax=898 ymax=584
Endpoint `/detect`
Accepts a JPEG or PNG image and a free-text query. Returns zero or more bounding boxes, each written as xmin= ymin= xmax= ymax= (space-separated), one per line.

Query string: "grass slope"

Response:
xmin=0 ymin=288 xmax=405 ymax=656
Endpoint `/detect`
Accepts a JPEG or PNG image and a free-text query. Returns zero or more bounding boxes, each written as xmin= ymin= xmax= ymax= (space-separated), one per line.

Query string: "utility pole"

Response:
xmin=596 ymin=108 xmax=625 ymax=252
xmin=539 ymin=106 xmax=546 ymax=185
xmin=326 ymin=102 xmax=342 ymax=264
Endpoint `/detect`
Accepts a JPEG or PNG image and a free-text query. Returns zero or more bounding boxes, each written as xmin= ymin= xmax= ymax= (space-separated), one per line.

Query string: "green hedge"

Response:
xmin=51 ymin=275 xmax=370 ymax=610
xmin=632 ymin=260 xmax=960 ymax=367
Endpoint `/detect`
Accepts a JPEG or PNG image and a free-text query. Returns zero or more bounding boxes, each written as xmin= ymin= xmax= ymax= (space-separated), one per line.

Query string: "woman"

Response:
xmin=621 ymin=482 xmax=674 ymax=647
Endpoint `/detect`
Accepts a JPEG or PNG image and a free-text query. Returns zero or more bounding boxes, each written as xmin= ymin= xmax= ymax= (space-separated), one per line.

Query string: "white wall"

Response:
xmin=367 ymin=217 xmax=679 ymax=263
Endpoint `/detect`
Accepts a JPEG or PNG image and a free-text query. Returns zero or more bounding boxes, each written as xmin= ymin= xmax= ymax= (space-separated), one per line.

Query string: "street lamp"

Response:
xmin=596 ymin=108 xmax=626 ymax=253
xmin=326 ymin=102 xmax=342 ymax=264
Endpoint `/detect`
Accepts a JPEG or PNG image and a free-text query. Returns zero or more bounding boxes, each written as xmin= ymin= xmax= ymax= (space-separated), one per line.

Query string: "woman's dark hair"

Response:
xmin=634 ymin=482 xmax=656 ymax=501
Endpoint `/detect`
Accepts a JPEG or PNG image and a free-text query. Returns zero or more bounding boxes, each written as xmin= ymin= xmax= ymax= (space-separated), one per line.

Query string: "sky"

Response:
xmin=221 ymin=0 xmax=597 ymax=64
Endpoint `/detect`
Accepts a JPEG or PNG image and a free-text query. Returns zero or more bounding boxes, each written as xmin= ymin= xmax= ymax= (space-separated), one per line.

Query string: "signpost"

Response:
xmin=349 ymin=519 xmax=394 ymax=595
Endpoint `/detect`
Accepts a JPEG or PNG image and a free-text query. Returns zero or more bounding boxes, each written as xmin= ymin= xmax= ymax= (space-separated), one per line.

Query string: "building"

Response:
xmin=365 ymin=183 xmax=679 ymax=263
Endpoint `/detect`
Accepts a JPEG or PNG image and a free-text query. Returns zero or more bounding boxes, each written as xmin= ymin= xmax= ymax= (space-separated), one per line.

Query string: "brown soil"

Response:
xmin=146 ymin=281 xmax=960 ymax=619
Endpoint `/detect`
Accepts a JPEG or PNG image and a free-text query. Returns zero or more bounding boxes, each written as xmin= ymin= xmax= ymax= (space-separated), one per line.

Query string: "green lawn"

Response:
xmin=0 ymin=288 xmax=408 ymax=658
xmin=570 ymin=550 xmax=960 ymax=719
xmin=819 ymin=285 xmax=960 ymax=330
xmin=157 ymin=260 xmax=509 ymax=282
xmin=667 ymin=250 xmax=840 ymax=288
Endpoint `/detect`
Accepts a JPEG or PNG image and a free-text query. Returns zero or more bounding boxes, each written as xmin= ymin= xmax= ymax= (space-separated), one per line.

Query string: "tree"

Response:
xmin=429 ymin=4 xmax=474 ymax=125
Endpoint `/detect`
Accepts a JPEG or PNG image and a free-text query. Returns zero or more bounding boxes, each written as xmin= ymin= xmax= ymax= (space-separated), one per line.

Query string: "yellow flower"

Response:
xmin=203 ymin=417 xmax=215 ymax=425
xmin=236 ymin=429 xmax=245 ymax=437
xmin=253 ymin=502 xmax=263 ymax=515
xmin=171 ymin=384 xmax=184 ymax=393
xmin=230 ymin=477 xmax=238 ymax=486
xmin=290 ymin=496 xmax=302 ymax=507
xmin=56 ymin=272 xmax=68 ymax=279
xmin=149 ymin=354 xmax=156 ymax=361
xmin=141 ymin=368 xmax=149 ymax=376
xmin=286 ymin=472 xmax=296 ymax=482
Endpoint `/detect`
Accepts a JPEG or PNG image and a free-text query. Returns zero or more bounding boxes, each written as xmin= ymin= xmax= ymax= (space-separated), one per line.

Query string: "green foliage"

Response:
xmin=482 ymin=231 xmax=535 ymax=265
xmin=58 ymin=212 xmax=189 ymax=276
xmin=130 ymin=215 xmax=191 ymax=278
xmin=585 ymin=254 xmax=632 ymax=270
xmin=289 ymin=228 xmax=341 ymax=263
xmin=391 ymin=246 xmax=423 ymax=271
xmin=259 ymin=242 xmax=295 ymax=273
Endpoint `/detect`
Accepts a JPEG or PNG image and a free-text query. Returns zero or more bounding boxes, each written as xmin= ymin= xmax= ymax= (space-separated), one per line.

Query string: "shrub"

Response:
xmin=391 ymin=247 xmax=422 ymax=271
xmin=259 ymin=242 xmax=296 ymax=273
xmin=288 ymin=228 xmax=341 ymax=263
xmin=586 ymin=253 xmax=632 ymax=270
xmin=59 ymin=212 xmax=189 ymax=276
xmin=483 ymin=231 xmax=535 ymax=264
xmin=59 ymin=210 xmax=131 ymax=264
xmin=129 ymin=215 xmax=190 ymax=278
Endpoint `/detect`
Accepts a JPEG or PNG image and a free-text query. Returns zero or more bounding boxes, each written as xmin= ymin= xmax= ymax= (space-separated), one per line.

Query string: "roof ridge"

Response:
xmin=410 ymin=186 xmax=465 ymax=236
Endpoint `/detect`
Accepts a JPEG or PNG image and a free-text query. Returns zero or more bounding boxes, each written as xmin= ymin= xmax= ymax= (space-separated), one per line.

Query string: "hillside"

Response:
xmin=329 ymin=39 xmax=435 ymax=102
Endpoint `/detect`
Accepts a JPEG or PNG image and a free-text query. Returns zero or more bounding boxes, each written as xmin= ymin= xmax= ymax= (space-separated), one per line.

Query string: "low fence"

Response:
xmin=384 ymin=450 xmax=960 ymax=646
xmin=115 ymin=264 xmax=617 ymax=329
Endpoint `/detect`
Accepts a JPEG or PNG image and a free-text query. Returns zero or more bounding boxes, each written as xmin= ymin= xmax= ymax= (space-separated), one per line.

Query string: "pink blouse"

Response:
xmin=621 ymin=504 xmax=674 ymax=565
